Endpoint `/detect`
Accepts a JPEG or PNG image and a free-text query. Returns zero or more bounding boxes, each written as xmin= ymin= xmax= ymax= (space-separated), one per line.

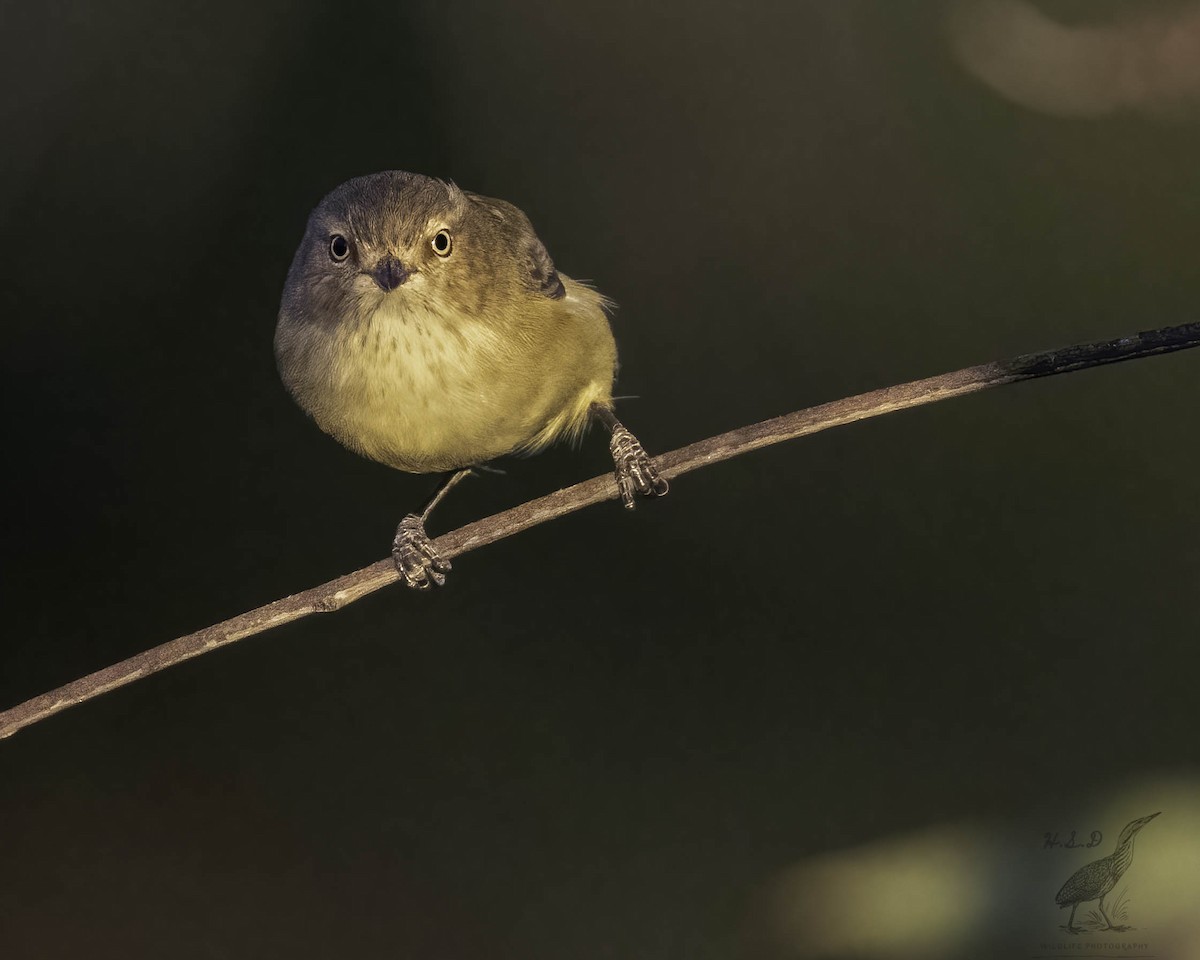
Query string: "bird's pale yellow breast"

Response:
xmin=311 ymin=279 xmax=614 ymax=472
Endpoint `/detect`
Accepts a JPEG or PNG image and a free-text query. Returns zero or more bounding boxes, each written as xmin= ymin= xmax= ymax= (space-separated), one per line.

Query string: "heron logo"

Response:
xmin=1053 ymin=812 xmax=1159 ymax=935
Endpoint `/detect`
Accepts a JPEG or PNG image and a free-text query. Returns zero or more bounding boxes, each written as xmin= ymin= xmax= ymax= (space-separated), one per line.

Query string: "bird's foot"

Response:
xmin=1064 ymin=925 xmax=1084 ymax=936
xmin=392 ymin=514 xmax=451 ymax=590
xmin=609 ymin=425 xmax=668 ymax=510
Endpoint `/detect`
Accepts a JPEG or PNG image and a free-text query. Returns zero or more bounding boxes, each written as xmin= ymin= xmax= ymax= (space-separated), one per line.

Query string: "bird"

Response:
xmin=275 ymin=171 xmax=667 ymax=589
xmin=1055 ymin=811 xmax=1159 ymax=934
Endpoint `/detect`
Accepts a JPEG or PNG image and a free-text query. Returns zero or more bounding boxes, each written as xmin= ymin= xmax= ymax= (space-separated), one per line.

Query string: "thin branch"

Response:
xmin=3 ymin=321 xmax=1199 ymax=740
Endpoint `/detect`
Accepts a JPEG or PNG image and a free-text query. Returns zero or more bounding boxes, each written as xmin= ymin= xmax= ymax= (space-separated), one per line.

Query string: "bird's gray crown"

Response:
xmin=311 ymin=171 xmax=468 ymax=250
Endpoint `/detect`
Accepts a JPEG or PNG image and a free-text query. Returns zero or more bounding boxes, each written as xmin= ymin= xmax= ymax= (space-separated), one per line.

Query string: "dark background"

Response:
xmin=2 ymin=2 xmax=1198 ymax=958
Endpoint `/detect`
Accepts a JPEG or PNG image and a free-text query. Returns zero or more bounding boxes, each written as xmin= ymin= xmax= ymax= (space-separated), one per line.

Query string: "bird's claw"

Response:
xmin=609 ymin=425 xmax=668 ymax=510
xmin=392 ymin=514 xmax=451 ymax=590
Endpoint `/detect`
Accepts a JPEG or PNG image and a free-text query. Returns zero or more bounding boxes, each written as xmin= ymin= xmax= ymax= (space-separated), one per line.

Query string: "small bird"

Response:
xmin=275 ymin=171 xmax=667 ymax=588
xmin=1055 ymin=812 xmax=1160 ymax=934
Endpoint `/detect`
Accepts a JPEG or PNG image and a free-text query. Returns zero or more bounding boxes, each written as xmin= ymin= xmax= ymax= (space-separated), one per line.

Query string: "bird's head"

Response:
xmin=279 ymin=170 xmax=562 ymax=332
xmin=1118 ymin=811 xmax=1160 ymax=844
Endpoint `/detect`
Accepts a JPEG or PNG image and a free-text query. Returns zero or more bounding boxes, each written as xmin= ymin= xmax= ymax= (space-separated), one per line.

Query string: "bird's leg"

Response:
xmin=590 ymin=403 xmax=668 ymax=510
xmin=1065 ymin=903 xmax=1082 ymax=935
xmin=1097 ymin=895 xmax=1127 ymax=932
xmin=392 ymin=468 xmax=472 ymax=590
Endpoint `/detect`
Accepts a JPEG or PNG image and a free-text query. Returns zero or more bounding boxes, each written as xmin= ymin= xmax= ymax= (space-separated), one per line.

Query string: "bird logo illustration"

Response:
xmin=1055 ymin=812 xmax=1159 ymax=934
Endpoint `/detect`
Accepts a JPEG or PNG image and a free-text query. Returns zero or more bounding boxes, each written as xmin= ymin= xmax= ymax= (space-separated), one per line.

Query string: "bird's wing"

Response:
xmin=522 ymin=234 xmax=567 ymax=300
xmin=1055 ymin=858 xmax=1110 ymax=905
xmin=464 ymin=193 xmax=566 ymax=300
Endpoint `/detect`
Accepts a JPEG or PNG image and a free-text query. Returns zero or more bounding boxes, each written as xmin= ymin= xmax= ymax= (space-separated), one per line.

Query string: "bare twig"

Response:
xmin=3 ymin=322 xmax=1198 ymax=740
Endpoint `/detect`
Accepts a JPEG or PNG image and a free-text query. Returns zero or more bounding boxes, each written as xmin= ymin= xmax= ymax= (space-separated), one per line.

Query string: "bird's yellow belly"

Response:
xmin=318 ymin=301 xmax=602 ymax=472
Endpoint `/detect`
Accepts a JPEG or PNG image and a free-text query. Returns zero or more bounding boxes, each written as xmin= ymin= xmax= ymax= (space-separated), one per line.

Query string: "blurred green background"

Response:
xmin=2 ymin=2 xmax=1198 ymax=958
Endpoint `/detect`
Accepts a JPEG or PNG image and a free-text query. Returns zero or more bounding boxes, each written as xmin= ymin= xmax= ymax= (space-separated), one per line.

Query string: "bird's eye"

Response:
xmin=329 ymin=234 xmax=350 ymax=262
xmin=431 ymin=229 xmax=452 ymax=257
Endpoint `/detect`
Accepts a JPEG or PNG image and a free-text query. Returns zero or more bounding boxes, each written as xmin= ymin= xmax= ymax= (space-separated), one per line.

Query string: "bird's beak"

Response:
xmin=370 ymin=255 xmax=409 ymax=292
xmin=1135 ymin=812 xmax=1161 ymax=829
